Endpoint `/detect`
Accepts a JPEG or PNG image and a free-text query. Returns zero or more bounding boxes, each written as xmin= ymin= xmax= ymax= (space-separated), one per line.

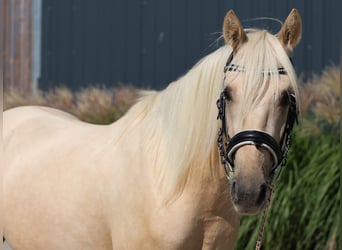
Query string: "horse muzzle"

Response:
xmin=225 ymin=131 xmax=278 ymax=214
xmin=231 ymin=179 xmax=268 ymax=214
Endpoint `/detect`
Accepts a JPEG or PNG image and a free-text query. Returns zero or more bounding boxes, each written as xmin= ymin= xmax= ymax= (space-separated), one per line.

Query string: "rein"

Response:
xmin=216 ymin=52 xmax=299 ymax=249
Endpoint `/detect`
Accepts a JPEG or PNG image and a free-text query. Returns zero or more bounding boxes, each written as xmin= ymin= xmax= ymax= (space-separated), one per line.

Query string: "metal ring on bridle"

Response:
xmin=225 ymin=130 xmax=282 ymax=171
xmin=227 ymin=138 xmax=279 ymax=169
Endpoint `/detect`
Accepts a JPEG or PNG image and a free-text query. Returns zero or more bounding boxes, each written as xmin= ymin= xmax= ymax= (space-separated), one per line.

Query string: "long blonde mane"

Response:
xmin=124 ymin=30 xmax=299 ymax=198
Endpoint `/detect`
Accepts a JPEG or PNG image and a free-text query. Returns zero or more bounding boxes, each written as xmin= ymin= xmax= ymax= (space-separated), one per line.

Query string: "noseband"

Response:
xmin=217 ymin=52 xmax=298 ymax=180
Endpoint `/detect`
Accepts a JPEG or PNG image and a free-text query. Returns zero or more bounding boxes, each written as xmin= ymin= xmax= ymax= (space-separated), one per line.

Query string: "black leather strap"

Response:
xmin=226 ymin=130 xmax=282 ymax=167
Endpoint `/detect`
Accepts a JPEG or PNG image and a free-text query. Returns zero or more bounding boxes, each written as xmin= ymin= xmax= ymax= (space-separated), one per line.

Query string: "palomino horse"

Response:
xmin=3 ymin=9 xmax=301 ymax=250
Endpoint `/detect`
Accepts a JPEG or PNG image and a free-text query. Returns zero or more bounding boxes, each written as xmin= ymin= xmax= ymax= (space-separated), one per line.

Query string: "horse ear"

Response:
xmin=278 ymin=8 xmax=302 ymax=53
xmin=223 ymin=10 xmax=247 ymax=50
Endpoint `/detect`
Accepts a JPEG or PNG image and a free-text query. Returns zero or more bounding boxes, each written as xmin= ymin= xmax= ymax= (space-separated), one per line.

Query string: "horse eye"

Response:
xmin=224 ymin=86 xmax=233 ymax=102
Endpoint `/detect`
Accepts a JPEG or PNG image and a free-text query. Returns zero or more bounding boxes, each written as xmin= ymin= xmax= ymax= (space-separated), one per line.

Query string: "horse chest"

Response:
xmin=145 ymin=188 xmax=239 ymax=250
xmin=148 ymin=212 xmax=239 ymax=250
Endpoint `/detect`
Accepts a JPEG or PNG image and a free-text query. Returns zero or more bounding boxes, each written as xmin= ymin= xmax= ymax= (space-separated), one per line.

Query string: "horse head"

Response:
xmin=219 ymin=9 xmax=302 ymax=215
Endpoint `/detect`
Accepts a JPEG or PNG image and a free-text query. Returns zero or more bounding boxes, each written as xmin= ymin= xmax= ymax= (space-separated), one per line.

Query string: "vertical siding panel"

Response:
xmin=266 ymin=0 xmax=274 ymax=23
xmin=332 ymin=1 xmax=339 ymax=57
xmin=39 ymin=0 xmax=46 ymax=88
xmin=273 ymin=1 xmax=288 ymax=20
xmin=41 ymin=0 xmax=55 ymax=89
xmin=83 ymin=0 xmax=98 ymax=86
xmin=232 ymin=1 xmax=249 ymax=19
xmin=218 ymin=0 xmax=230 ymax=33
xmin=97 ymin=0 xmax=112 ymax=86
xmin=155 ymin=0 xmax=171 ymax=87
xmin=307 ymin=0 xmax=314 ymax=75
xmin=185 ymin=0 xmax=201 ymax=68
xmin=312 ymin=1 xmax=324 ymax=73
xmin=304 ymin=0 xmax=313 ymax=75
xmin=111 ymin=0 xmax=125 ymax=86
xmin=50 ymin=0 xmax=58 ymax=88
xmin=326 ymin=0 xmax=338 ymax=68
xmin=56 ymin=0 xmax=72 ymax=86
xmin=292 ymin=0 xmax=305 ymax=75
xmin=71 ymin=0 xmax=85 ymax=89
xmin=201 ymin=0 xmax=219 ymax=53
xmin=141 ymin=0 xmax=156 ymax=88
xmin=169 ymin=0 xmax=186 ymax=81
xmin=125 ymin=0 xmax=141 ymax=86
xmin=323 ymin=2 xmax=330 ymax=68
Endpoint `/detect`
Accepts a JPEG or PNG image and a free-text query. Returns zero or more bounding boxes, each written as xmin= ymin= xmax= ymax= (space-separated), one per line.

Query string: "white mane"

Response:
xmin=123 ymin=30 xmax=299 ymax=198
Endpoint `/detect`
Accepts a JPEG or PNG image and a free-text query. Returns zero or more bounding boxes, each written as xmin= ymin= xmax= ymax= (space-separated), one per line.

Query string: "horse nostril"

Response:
xmin=257 ymin=184 xmax=267 ymax=205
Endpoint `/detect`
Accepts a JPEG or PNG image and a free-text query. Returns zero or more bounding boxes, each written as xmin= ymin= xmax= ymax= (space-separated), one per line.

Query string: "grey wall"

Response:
xmin=39 ymin=0 xmax=340 ymax=90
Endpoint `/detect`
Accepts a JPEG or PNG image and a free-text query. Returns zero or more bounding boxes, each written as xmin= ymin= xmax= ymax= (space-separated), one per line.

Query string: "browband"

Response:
xmin=223 ymin=52 xmax=293 ymax=75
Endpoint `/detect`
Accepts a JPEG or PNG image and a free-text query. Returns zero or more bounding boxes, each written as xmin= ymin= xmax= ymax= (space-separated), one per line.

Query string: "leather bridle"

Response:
xmin=216 ymin=52 xmax=299 ymax=181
